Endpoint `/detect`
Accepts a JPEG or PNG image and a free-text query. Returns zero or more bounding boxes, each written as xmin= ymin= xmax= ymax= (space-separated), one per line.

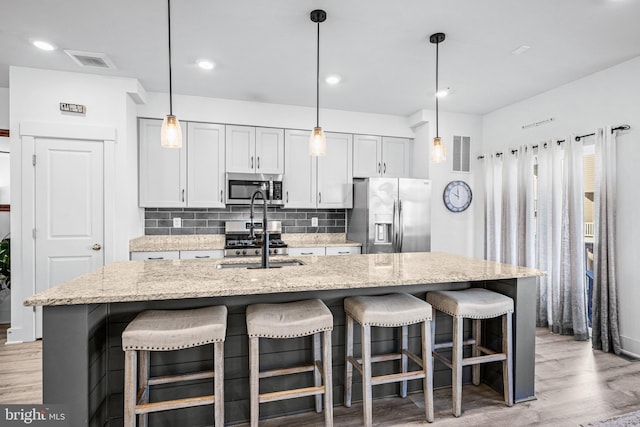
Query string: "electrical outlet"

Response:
xmin=173 ymin=217 xmax=182 ymax=228
xmin=311 ymin=217 xmax=318 ymax=227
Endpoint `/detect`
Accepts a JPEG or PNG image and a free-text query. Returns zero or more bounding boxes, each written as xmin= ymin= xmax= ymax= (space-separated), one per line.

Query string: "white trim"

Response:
xmin=620 ymin=335 xmax=640 ymax=359
xmin=20 ymin=121 xmax=116 ymax=142
xmin=9 ymin=122 xmax=117 ymax=343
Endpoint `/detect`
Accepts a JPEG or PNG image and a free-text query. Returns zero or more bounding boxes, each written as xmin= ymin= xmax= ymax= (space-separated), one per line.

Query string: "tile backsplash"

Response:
xmin=144 ymin=207 xmax=346 ymax=235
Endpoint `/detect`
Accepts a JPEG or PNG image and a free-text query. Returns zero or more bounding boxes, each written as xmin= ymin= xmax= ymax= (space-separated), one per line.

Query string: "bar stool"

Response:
xmin=122 ymin=306 xmax=227 ymax=427
xmin=426 ymin=288 xmax=514 ymax=417
xmin=246 ymin=299 xmax=333 ymax=427
xmin=344 ymin=293 xmax=434 ymax=426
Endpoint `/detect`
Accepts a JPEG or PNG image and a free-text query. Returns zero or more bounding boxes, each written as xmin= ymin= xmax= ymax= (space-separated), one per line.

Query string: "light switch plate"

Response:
xmin=173 ymin=217 xmax=182 ymax=228
xmin=311 ymin=217 xmax=318 ymax=227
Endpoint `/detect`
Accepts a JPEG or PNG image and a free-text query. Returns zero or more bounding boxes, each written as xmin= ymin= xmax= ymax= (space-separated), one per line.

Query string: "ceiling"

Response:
xmin=2 ymin=0 xmax=640 ymax=116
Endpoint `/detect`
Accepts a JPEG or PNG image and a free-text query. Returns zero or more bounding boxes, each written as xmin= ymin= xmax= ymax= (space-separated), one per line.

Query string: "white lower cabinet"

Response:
xmin=179 ymin=250 xmax=224 ymax=260
xmin=130 ymin=251 xmax=180 ymax=261
xmin=288 ymin=247 xmax=326 ymax=256
xmin=325 ymin=246 xmax=361 ymax=256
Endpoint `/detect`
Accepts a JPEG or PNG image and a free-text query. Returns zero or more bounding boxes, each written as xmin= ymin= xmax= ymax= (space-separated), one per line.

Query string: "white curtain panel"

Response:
xmin=592 ymin=127 xmax=621 ymax=353
xmin=517 ymin=145 xmax=535 ymax=268
xmin=484 ymin=154 xmax=503 ymax=262
xmin=501 ymin=152 xmax=518 ymax=265
xmin=536 ymin=141 xmax=563 ymax=328
xmin=556 ymin=135 xmax=588 ymax=340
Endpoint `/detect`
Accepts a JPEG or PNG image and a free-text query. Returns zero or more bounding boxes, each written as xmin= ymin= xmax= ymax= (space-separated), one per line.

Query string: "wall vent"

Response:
xmin=452 ymin=135 xmax=471 ymax=172
xmin=64 ymin=50 xmax=117 ymax=70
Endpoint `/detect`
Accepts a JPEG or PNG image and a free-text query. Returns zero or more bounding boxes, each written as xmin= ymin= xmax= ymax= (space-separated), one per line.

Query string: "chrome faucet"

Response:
xmin=249 ymin=188 xmax=270 ymax=269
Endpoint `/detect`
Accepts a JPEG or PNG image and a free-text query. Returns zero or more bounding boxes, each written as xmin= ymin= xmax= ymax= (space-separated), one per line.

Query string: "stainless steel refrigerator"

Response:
xmin=347 ymin=178 xmax=431 ymax=253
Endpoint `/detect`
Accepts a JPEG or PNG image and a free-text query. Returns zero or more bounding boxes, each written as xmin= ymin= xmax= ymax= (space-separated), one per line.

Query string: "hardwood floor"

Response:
xmin=1 ymin=325 xmax=638 ymax=426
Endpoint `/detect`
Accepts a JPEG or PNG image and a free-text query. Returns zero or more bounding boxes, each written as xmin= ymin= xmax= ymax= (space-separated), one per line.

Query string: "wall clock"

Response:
xmin=443 ymin=180 xmax=472 ymax=212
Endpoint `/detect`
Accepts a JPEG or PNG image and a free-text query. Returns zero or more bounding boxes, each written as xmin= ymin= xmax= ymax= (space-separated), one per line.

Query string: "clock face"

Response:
xmin=443 ymin=180 xmax=472 ymax=212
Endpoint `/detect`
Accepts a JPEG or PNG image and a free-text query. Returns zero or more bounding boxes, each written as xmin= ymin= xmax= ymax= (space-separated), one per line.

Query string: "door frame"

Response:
xmin=10 ymin=122 xmax=116 ymax=343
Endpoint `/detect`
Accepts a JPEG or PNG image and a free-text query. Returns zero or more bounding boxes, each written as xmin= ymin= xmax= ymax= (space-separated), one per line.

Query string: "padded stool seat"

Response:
xmin=344 ymin=293 xmax=434 ymax=426
xmin=427 ymin=288 xmax=514 ymax=417
xmin=426 ymin=288 xmax=514 ymax=319
xmin=246 ymin=299 xmax=333 ymax=338
xmin=344 ymin=293 xmax=433 ymax=327
xmin=122 ymin=306 xmax=227 ymax=427
xmin=246 ymin=299 xmax=333 ymax=426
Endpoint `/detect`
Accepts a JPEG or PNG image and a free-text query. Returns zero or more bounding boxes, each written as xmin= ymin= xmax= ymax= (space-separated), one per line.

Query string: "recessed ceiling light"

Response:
xmin=511 ymin=45 xmax=531 ymax=55
xmin=33 ymin=40 xmax=56 ymax=51
xmin=325 ymin=74 xmax=342 ymax=85
xmin=197 ymin=60 xmax=215 ymax=70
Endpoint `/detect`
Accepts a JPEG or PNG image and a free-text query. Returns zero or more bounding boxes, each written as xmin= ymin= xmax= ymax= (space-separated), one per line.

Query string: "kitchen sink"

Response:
xmin=216 ymin=260 xmax=304 ymax=269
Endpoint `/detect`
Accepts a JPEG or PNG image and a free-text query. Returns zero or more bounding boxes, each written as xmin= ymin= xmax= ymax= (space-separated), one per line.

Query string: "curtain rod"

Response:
xmin=477 ymin=124 xmax=631 ymax=159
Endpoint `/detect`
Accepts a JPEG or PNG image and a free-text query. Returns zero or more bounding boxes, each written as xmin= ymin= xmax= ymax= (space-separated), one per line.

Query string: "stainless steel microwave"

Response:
xmin=225 ymin=173 xmax=284 ymax=205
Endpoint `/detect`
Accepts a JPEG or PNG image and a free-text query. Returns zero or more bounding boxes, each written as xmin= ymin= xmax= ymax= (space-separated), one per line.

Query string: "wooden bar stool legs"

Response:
xmin=344 ymin=293 xmax=434 ymax=426
xmin=247 ymin=299 xmax=334 ymax=427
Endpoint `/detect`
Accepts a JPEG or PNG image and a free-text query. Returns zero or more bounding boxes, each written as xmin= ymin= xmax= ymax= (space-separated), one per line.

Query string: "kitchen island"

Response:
xmin=25 ymin=252 xmax=542 ymax=426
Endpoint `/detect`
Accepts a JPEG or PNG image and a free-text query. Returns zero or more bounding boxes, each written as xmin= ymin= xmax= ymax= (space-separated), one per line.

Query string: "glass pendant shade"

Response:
xmin=431 ymin=136 xmax=446 ymax=163
xmin=309 ymin=126 xmax=327 ymax=156
xmin=161 ymin=114 xmax=182 ymax=148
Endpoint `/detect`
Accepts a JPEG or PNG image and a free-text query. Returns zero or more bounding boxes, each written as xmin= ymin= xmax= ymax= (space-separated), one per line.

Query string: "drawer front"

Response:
xmin=180 ymin=250 xmax=224 ymax=260
xmin=288 ymin=247 xmax=326 ymax=256
xmin=326 ymin=246 xmax=361 ymax=256
xmin=130 ymin=251 xmax=180 ymax=260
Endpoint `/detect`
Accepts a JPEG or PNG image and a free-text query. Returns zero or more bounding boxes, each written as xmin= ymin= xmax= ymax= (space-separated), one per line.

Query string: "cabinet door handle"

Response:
xmin=148 ymin=257 xmax=164 ymax=260
xmin=338 ymin=251 xmax=350 ymax=254
xmin=251 ymin=156 xmax=254 ymax=169
xmin=220 ymin=190 xmax=223 ymax=202
xmin=182 ymin=189 xmax=185 ymax=202
xmin=195 ymin=255 xmax=210 ymax=259
xmin=383 ymin=163 xmax=386 ymax=174
xmin=301 ymin=252 xmax=314 ymax=255
xmin=319 ymin=192 xmax=322 ymax=204
xmin=378 ymin=162 xmax=381 ymax=174
xmin=257 ymin=156 xmax=260 ymax=169
xmin=286 ymin=191 xmax=289 ymax=204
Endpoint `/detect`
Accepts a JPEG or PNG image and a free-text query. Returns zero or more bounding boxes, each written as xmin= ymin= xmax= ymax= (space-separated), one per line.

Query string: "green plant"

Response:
xmin=0 ymin=235 xmax=9 ymax=290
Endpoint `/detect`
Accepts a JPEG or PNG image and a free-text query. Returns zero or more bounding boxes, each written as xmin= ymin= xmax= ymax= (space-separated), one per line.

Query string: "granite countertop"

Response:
xmin=129 ymin=233 xmax=361 ymax=252
xmin=24 ymin=252 xmax=543 ymax=307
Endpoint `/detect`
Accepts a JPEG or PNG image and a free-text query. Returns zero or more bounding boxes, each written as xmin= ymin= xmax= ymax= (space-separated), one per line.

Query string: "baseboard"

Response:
xmin=620 ymin=334 xmax=640 ymax=359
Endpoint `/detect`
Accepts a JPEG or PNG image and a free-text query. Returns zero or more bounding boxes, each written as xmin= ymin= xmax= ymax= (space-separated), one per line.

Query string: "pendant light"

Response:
xmin=430 ymin=32 xmax=446 ymax=163
xmin=309 ymin=9 xmax=327 ymax=157
xmin=160 ymin=0 xmax=182 ymax=148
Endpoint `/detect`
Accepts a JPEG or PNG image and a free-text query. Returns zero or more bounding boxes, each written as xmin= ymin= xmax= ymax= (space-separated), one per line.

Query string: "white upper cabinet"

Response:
xmin=255 ymin=127 xmax=285 ymax=174
xmin=226 ymin=125 xmax=284 ymax=174
xmin=284 ymin=130 xmax=352 ymax=209
xmin=353 ymin=134 xmax=412 ymax=178
xmin=139 ymin=119 xmax=225 ymax=208
xmin=284 ymin=129 xmax=317 ymax=208
xmin=187 ymin=122 xmax=225 ymax=207
xmin=139 ymin=118 xmax=187 ymax=207
xmin=317 ymin=132 xmax=353 ymax=209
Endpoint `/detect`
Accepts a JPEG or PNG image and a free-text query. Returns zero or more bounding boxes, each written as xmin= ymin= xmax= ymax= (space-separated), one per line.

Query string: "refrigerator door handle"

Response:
xmin=399 ymin=199 xmax=404 ymax=251
xmin=392 ymin=199 xmax=398 ymax=251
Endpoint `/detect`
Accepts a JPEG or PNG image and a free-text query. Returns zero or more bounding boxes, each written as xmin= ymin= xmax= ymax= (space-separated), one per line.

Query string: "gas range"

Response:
xmin=224 ymin=220 xmax=289 ymax=257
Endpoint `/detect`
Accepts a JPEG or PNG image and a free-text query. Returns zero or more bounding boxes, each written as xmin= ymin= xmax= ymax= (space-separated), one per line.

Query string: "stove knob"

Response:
xmin=242 ymin=249 xmax=247 ymax=255
xmin=235 ymin=250 xmax=241 ymax=255
xmin=273 ymin=249 xmax=278 ymax=254
xmin=255 ymin=249 xmax=260 ymax=255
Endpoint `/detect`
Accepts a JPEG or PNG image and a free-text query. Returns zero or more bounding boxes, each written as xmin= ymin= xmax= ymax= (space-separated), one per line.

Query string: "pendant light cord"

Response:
xmin=167 ymin=0 xmax=173 ymax=116
xmin=316 ymin=21 xmax=320 ymax=128
xmin=435 ymin=40 xmax=439 ymax=138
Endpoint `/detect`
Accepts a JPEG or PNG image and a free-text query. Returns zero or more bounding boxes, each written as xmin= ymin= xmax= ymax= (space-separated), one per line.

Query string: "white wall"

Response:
xmin=8 ymin=67 xmax=145 ymax=343
xmin=481 ymin=56 xmax=640 ymax=357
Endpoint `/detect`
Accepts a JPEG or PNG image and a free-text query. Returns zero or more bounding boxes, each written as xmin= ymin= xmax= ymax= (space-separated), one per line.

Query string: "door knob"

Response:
xmin=92 ymin=243 xmax=102 ymax=251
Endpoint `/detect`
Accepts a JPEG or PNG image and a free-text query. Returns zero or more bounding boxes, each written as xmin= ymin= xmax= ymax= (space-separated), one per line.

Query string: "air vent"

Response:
xmin=452 ymin=135 xmax=471 ymax=172
xmin=64 ymin=50 xmax=117 ymax=70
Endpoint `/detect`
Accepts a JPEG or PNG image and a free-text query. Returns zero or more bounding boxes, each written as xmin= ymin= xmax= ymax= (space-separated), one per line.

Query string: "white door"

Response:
xmin=34 ymin=138 xmax=104 ymax=337
xmin=382 ymin=137 xmax=412 ymax=178
xmin=284 ymin=130 xmax=316 ymax=208
xmin=255 ymin=127 xmax=284 ymax=174
xmin=353 ymin=134 xmax=382 ymax=177
xmin=187 ymin=122 xmax=226 ymax=207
